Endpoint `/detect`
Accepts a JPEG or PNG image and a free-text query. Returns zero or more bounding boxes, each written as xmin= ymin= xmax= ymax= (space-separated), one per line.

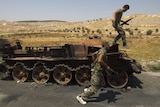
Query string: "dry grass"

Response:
xmin=2 ymin=33 xmax=159 ymax=61
xmin=21 ymin=36 xmax=85 ymax=47
xmin=120 ymin=36 xmax=160 ymax=61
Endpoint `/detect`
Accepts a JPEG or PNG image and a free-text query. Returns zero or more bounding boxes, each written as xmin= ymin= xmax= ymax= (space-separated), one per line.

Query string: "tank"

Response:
xmin=0 ymin=37 xmax=142 ymax=88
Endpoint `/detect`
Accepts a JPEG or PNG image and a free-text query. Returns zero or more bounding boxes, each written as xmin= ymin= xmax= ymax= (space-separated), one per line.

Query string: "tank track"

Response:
xmin=2 ymin=62 xmax=91 ymax=86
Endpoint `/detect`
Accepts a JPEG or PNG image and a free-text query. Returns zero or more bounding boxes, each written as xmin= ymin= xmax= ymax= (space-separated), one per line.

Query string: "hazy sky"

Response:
xmin=0 ymin=0 xmax=160 ymax=22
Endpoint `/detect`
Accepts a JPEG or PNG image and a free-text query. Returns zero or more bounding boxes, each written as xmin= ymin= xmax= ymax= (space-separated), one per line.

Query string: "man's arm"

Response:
xmin=98 ymin=54 xmax=111 ymax=71
xmin=91 ymin=51 xmax=98 ymax=61
xmin=98 ymin=54 xmax=117 ymax=74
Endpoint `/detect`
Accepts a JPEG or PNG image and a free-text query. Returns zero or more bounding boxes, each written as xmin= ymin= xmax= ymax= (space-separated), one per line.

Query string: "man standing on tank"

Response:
xmin=76 ymin=41 xmax=114 ymax=105
xmin=112 ymin=4 xmax=130 ymax=49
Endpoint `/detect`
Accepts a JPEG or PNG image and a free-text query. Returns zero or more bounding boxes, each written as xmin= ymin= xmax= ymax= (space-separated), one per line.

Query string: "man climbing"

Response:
xmin=112 ymin=4 xmax=130 ymax=49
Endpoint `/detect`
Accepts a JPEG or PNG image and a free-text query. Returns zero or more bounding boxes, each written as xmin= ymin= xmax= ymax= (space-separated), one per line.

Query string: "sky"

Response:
xmin=0 ymin=0 xmax=160 ymax=22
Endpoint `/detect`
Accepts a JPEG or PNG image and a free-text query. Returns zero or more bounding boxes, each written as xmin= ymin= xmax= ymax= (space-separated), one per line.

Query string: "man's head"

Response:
xmin=102 ymin=41 xmax=110 ymax=50
xmin=122 ymin=4 xmax=130 ymax=12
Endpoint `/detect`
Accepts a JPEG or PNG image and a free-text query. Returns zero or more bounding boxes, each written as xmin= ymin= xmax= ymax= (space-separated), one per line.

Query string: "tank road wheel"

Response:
xmin=107 ymin=69 xmax=128 ymax=89
xmin=75 ymin=67 xmax=91 ymax=86
xmin=53 ymin=65 xmax=72 ymax=85
xmin=32 ymin=65 xmax=50 ymax=84
xmin=12 ymin=65 xmax=29 ymax=82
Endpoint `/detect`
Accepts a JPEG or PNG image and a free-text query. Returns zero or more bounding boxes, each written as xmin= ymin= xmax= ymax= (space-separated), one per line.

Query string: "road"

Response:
xmin=0 ymin=72 xmax=160 ymax=107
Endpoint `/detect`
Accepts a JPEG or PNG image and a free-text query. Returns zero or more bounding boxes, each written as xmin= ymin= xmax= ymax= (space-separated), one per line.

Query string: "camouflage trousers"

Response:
xmin=112 ymin=22 xmax=127 ymax=46
xmin=80 ymin=70 xmax=106 ymax=99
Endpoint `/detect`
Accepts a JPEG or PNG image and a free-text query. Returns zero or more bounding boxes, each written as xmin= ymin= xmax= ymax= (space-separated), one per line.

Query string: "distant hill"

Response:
xmin=16 ymin=20 xmax=67 ymax=23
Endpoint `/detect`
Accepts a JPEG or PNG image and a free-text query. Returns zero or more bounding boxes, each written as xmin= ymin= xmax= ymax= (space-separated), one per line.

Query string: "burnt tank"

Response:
xmin=0 ymin=37 xmax=142 ymax=88
xmin=0 ymin=37 xmax=101 ymax=86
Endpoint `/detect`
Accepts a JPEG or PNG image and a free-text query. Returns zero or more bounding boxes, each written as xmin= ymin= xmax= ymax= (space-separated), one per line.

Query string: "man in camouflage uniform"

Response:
xmin=112 ymin=4 xmax=130 ymax=48
xmin=76 ymin=41 xmax=113 ymax=105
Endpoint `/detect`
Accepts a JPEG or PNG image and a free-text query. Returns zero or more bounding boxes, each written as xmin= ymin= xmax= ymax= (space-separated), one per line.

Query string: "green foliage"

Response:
xmin=0 ymin=35 xmax=4 ymax=37
xmin=135 ymin=28 xmax=138 ymax=31
xmin=86 ymin=29 xmax=90 ymax=34
xmin=125 ymin=28 xmax=134 ymax=35
xmin=149 ymin=62 xmax=160 ymax=72
xmin=137 ymin=31 xmax=142 ymax=36
xmin=129 ymin=31 xmax=134 ymax=35
xmin=82 ymin=34 xmax=88 ymax=37
xmin=63 ymin=29 xmax=70 ymax=32
xmin=155 ymin=29 xmax=159 ymax=33
xmin=146 ymin=29 xmax=153 ymax=35
xmin=96 ymin=29 xmax=102 ymax=34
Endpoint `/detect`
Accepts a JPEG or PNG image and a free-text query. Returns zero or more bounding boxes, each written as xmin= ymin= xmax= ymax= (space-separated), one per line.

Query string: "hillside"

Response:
xmin=0 ymin=14 xmax=160 ymax=36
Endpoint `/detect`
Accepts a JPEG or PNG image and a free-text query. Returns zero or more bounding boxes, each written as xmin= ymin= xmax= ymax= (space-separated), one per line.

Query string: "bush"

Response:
xmin=125 ymin=28 xmax=133 ymax=35
xmin=146 ymin=30 xmax=153 ymax=35
xmin=149 ymin=62 xmax=160 ymax=72
xmin=135 ymin=28 xmax=138 ymax=31
xmin=155 ymin=29 xmax=159 ymax=33
xmin=96 ymin=29 xmax=102 ymax=34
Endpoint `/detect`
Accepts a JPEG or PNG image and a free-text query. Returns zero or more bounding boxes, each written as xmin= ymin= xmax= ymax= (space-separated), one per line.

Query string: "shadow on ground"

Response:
xmin=86 ymin=74 xmax=143 ymax=104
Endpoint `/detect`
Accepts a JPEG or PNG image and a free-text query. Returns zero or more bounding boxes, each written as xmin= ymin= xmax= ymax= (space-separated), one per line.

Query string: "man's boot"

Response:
xmin=123 ymin=42 xmax=129 ymax=49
